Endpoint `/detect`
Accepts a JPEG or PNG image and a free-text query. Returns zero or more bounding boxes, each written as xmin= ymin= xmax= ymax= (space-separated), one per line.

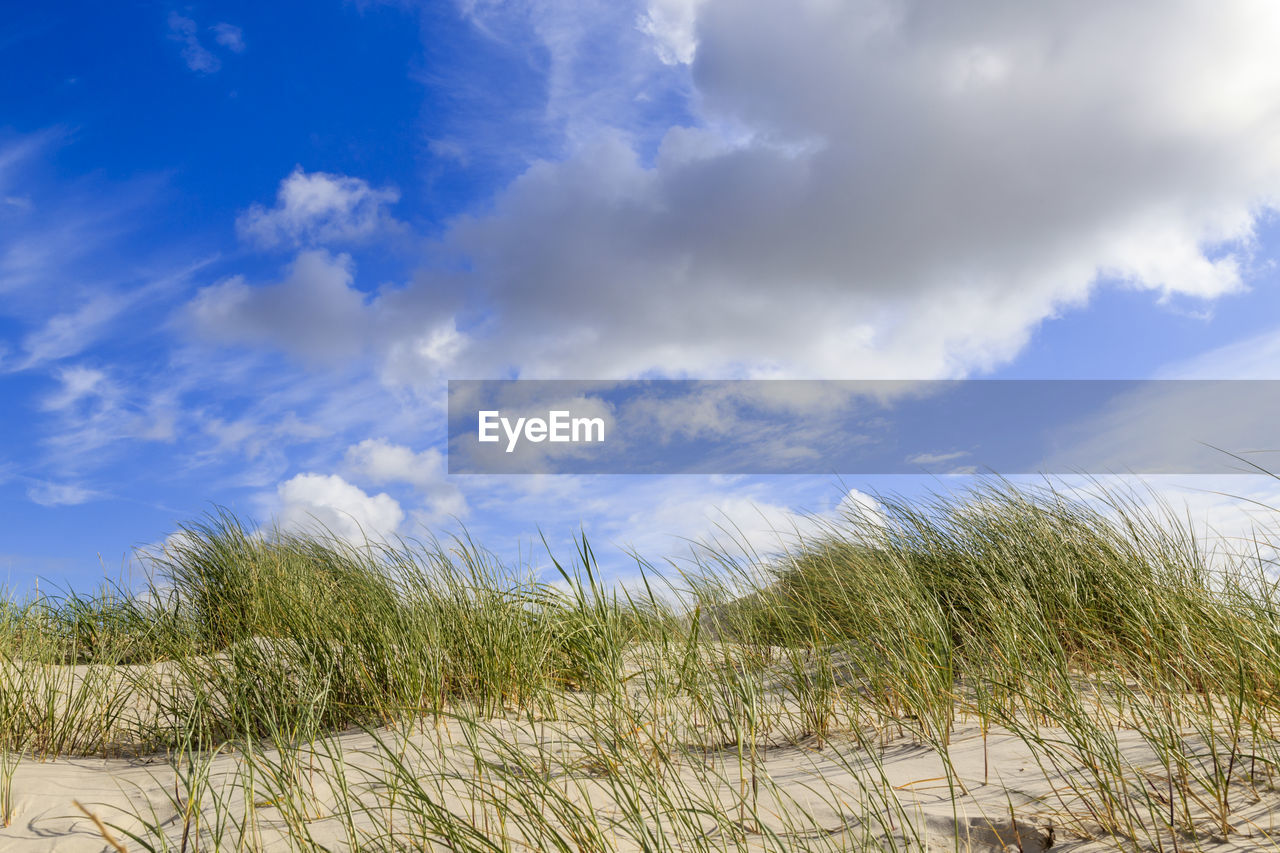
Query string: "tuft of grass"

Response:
xmin=4 ymin=478 xmax=1280 ymax=849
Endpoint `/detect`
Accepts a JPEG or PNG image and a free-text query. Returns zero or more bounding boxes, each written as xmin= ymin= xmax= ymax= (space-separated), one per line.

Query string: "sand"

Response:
xmin=3 ymin=647 xmax=1279 ymax=851
xmin=3 ymin=713 xmax=1278 ymax=851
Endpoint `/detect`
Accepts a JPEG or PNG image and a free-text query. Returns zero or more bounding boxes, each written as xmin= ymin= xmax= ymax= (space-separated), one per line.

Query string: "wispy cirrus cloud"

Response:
xmin=211 ymin=22 xmax=245 ymax=53
xmin=26 ymin=480 xmax=98 ymax=507
xmin=167 ymin=14 xmax=244 ymax=74
xmin=19 ymin=295 xmax=132 ymax=369
xmin=167 ymin=13 xmax=220 ymax=74
xmin=40 ymin=365 xmax=111 ymax=412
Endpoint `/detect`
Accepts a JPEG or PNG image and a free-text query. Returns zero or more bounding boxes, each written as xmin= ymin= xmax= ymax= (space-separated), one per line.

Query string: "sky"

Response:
xmin=4 ymin=0 xmax=1280 ymax=593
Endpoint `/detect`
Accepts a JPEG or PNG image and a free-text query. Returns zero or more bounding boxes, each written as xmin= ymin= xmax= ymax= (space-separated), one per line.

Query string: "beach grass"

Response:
xmin=3 ymin=478 xmax=1280 ymax=849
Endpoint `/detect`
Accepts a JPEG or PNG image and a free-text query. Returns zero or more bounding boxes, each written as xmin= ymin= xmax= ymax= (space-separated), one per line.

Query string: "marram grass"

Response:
xmin=2 ymin=479 xmax=1280 ymax=850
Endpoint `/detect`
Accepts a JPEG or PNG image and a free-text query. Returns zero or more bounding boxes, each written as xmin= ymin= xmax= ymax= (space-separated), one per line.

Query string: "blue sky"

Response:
xmin=4 ymin=1 xmax=1280 ymax=593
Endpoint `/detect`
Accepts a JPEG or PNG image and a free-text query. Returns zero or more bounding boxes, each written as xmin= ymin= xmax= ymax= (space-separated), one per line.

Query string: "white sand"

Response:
xmin=4 ymin=648 xmax=1279 ymax=851
xmin=4 ymin=714 xmax=1278 ymax=851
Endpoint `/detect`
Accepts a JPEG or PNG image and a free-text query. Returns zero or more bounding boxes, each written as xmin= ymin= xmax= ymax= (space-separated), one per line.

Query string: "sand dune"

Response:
xmin=3 ymin=689 xmax=1276 ymax=851
xmin=6 ymin=489 xmax=1280 ymax=850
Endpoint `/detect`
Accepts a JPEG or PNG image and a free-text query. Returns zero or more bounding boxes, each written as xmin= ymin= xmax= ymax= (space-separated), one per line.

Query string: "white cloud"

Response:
xmin=471 ymin=475 xmax=878 ymax=570
xmin=1046 ymin=475 xmax=1280 ymax=576
xmin=638 ymin=0 xmax=704 ymax=65
xmin=19 ymin=294 xmax=128 ymax=368
xmin=344 ymin=438 xmax=467 ymax=523
xmin=621 ymin=484 xmax=887 ymax=562
xmin=162 ymin=2 xmax=1280 ymax=575
xmin=203 ymin=1 xmax=1280 ymax=383
xmin=1041 ymin=381 xmax=1280 ymax=477
xmin=189 ymin=248 xmax=468 ymax=384
xmin=906 ymin=450 xmax=971 ymax=468
xmin=275 ymin=472 xmax=405 ymax=544
xmin=0 ymin=132 xmax=54 ymax=190
xmin=1158 ymin=324 xmax=1280 ymax=380
xmin=41 ymin=365 xmax=109 ymax=411
xmin=0 ymin=132 xmax=162 ymax=298
xmin=211 ymin=23 xmax=245 ymax=53
xmin=835 ymin=487 xmax=887 ymax=531
xmin=379 ymin=319 xmax=469 ymax=387
xmin=8 ymin=254 xmax=206 ymax=370
xmin=35 ymin=363 xmax=180 ymax=459
xmin=343 ymin=438 xmax=443 ymax=489
xmin=168 ymin=13 xmax=220 ymax=74
xmin=236 ymin=168 xmax=402 ymax=249
xmin=457 ymin=0 xmax=695 ymax=147
xmin=189 ymin=250 xmax=370 ymax=361
xmin=427 ymin=139 xmax=469 ymax=166
xmin=27 ymin=480 xmax=96 ymax=507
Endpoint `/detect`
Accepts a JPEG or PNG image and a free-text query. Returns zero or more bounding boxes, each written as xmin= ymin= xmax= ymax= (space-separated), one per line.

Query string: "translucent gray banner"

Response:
xmin=447 ymin=380 xmax=1280 ymax=475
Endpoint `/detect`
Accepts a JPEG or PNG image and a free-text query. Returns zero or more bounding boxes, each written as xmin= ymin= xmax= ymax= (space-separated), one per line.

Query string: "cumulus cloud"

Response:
xmin=477 ymin=475 xmax=882 ymax=567
xmin=835 ymin=488 xmax=887 ymax=531
xmin=236 ymin=168 xmax=402 ymax=249
xmin=189 ymin=250 xmax=370 ymax=361
xmin=276 ymin=472 xmax=404 ymax=544
xmin=344 ymin=438 xmax=444 ymax=490
xmin=189 ymin=247 xmax=467 ymax=383
xmin=437 ymin=0 xmax=1279 ymax=379
xmin=631 ymin=485 xmax=885 ymax=560
xmin=344 ymin=438 xmax=467 ymax=523
xmin=200 ymin=1 xmax=1280 ymax=385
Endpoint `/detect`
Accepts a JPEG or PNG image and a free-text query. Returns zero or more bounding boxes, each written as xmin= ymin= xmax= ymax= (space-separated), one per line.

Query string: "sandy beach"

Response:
xmin=5 ymin=485 xmax=1280 ymax=851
